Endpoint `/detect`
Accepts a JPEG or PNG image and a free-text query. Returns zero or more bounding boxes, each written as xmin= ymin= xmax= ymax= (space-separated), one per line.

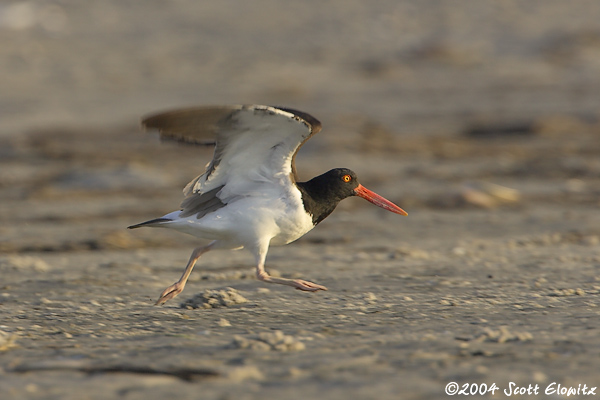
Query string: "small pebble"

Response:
xmin=181 ymin=287 xmax=248 ymax=309
xmin=232 ymin=330 xmax=305 ymax=351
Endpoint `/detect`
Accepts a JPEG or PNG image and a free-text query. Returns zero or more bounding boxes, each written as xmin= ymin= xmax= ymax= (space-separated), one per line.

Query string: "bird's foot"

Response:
xmin=256 ymin=270 xmax=327 ymax=292
xmin=292 ymin=279 xmax=328 ymax=292
xmin=155 ymin=282 xmax=185 ymax=305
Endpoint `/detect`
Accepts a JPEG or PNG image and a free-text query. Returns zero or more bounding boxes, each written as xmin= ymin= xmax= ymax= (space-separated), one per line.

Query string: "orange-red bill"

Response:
xmin=354 ymin=184 xmax=408 ymax=216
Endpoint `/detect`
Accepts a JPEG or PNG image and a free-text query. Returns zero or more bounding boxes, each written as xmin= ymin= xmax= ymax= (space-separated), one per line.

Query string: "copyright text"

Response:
xmin=445 ymin=381 xmax=597 ymax=396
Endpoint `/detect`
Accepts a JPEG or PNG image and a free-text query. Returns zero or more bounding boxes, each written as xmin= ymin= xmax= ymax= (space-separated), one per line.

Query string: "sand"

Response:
xmin=1 ymin=2 xmax=600 ymax=399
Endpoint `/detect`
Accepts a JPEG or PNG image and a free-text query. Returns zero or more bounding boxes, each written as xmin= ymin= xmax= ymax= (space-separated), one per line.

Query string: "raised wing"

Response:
xmin=142 ymin=105 xmax=321 ymax=217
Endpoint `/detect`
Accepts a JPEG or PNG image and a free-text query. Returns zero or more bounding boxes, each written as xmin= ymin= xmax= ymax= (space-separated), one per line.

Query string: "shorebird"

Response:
xmin=128 ymin=105 xmax=407 ymax=305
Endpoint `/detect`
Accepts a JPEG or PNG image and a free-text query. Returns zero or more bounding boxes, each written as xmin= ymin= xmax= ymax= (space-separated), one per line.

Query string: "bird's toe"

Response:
xmin=155 ymin=283 xmax=184 ymax=305
xmin=294 ymin=279 xmax=328 ymax=292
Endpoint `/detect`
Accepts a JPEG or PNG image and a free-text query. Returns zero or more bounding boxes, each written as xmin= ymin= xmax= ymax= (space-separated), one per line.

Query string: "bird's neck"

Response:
xmin=296 ymin=177 xmax=344 ymax=226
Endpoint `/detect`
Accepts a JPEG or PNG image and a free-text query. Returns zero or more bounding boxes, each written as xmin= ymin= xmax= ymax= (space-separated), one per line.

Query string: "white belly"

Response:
xmin=160 ymin=186 xmax=314 ymax=247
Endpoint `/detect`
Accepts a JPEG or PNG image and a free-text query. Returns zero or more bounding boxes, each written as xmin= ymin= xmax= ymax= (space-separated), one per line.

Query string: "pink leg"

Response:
xmin=155 ymin=241 xmax=216 ymax=305
xmin=253 ymin=241 xmax=327 ymax=292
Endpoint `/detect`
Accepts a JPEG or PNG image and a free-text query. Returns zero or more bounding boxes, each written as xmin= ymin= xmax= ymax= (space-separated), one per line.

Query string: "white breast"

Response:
xmin=160 ymin=183 xmax=314 ymax=248
xmin=269 ymin=184 xmax=314 ymax=246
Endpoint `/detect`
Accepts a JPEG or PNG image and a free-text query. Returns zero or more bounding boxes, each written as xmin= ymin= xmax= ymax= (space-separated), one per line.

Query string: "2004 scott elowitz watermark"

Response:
xmin=445 ymin=381 xmax=597 ymax=396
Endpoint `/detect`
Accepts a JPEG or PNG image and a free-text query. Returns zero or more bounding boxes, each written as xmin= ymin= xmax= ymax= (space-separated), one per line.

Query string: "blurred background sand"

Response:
xmin=3 ymin=0 xmax=600 ymax=135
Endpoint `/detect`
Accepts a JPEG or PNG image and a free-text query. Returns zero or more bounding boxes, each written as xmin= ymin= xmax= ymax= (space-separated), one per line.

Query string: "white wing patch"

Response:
xmin=142 ymin=105 xmax=319 ymax=217
xmin=187 ymin=106 xmax=313 ymax=202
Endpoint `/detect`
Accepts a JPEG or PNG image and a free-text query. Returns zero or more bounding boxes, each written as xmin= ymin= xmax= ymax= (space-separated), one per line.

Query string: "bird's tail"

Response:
xmin=127 ymin=218 xmax=172 ymax=229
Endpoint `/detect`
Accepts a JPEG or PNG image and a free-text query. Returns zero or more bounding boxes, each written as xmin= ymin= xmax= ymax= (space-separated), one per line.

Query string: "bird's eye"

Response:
xmin=342 ymin=174 xmax=352 ymax=183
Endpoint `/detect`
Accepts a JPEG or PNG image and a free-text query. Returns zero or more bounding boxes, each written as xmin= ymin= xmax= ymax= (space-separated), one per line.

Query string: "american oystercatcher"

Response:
xmin=128 ymin=105 xmax=407 ymax=305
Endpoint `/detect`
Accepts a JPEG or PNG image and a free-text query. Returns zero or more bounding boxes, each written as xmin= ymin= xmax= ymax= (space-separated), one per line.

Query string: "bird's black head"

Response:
xmin=296 ymin=168 xmax=406 ymax=226
xmin=296 ymin=168 xmax=359 ymax=225
xmin=311 ymin=168 xmax=360 ymax=201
